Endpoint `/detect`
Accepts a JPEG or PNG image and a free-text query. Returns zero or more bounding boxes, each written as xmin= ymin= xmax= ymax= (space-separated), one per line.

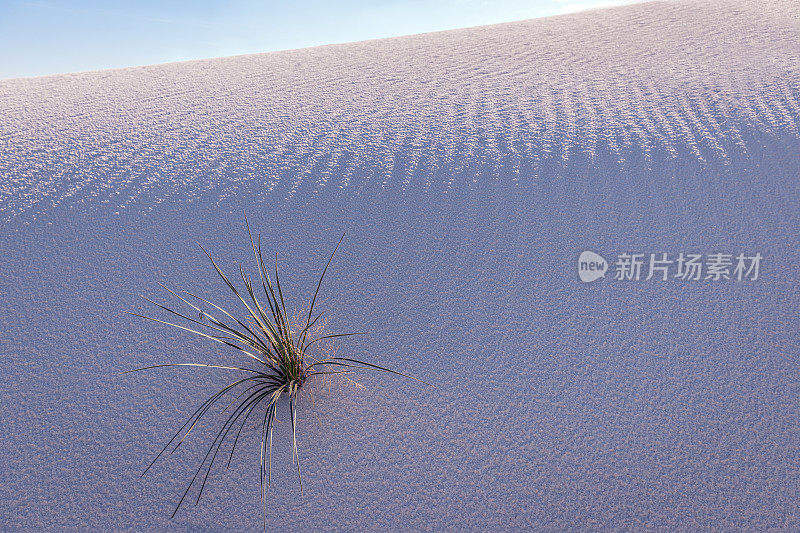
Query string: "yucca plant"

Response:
xmin=124 ymin=221 xmax=426 ymax=526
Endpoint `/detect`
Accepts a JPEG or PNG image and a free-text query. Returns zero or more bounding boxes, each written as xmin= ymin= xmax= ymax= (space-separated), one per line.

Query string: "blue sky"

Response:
xmin=0 ymin=0 xmax=643 ymax=79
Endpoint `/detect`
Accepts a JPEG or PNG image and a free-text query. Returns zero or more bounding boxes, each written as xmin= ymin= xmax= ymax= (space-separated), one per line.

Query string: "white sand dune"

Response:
xmin=1 ymin=0 xmax=799 ymax=530
xmin=1 ymin=0 xmax=797 ymax=221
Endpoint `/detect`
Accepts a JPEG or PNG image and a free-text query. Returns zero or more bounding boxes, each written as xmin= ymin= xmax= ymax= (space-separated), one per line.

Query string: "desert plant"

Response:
xmin=124 ymin=220 xmax=426 ymax=525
